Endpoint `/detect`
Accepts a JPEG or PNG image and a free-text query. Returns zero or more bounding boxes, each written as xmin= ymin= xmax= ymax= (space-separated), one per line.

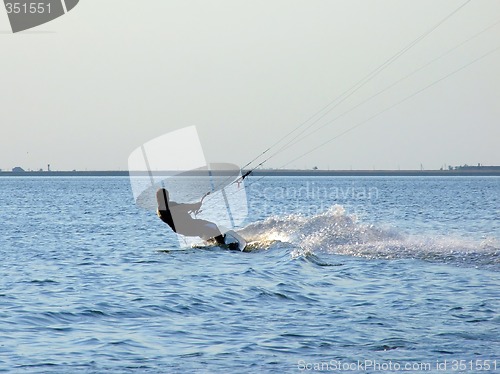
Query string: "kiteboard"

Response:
xmin=223 ymin=230 xmax=247 ymax=251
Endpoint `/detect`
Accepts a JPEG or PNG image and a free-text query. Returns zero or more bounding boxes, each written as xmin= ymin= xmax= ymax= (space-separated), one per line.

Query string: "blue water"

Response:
xmin=0 ymin=176 xmax=499 ymax=373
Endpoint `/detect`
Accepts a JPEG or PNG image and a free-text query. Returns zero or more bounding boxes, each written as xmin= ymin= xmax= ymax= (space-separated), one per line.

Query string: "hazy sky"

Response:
xmin=1 ymin=0 xmax=499 ymax=171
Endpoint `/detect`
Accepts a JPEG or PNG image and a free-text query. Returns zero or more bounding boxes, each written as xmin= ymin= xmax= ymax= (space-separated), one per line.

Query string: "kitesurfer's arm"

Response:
xmin=182 ymin=192 xmax=209 ymax=214
xmin=165 ymin=192 xmax=209 ymax=215
xmin=170 ymin=199 xmax=202 ymax=214
xmin=181 ymin=201 xmax=202 ymax=213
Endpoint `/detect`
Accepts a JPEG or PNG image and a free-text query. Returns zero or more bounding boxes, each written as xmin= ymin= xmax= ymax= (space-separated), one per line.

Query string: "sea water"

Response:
xmin=0 ymin=176 xmax=498 ymax=373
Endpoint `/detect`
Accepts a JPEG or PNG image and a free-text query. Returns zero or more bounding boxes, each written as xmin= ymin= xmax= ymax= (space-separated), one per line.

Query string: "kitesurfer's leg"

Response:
xmin=191 ymin=219 xmax=225 ymax=244
xmin=213 ymin=234 xmax=225 ymax=245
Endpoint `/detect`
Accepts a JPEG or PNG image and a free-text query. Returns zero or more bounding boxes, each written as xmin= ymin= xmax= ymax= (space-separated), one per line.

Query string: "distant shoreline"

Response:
xmin=1 ymin=169 xmax=499 ymax=177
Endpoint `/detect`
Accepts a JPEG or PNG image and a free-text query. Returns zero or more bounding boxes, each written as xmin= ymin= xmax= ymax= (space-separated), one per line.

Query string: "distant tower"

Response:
xmin=47 ymin=164 xmax=51 ymax=172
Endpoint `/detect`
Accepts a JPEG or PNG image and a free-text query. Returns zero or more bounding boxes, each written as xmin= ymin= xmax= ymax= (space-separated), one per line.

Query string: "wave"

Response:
xmin=239 ymin=205 xmax=500 ymax=268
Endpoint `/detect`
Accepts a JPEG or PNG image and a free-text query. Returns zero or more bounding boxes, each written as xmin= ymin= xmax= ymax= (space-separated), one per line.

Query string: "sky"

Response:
xmin=0 ymin=0 xmax=499 ymax=171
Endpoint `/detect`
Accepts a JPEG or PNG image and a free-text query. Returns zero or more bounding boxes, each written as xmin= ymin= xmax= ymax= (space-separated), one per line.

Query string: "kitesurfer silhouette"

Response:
xmin=156 ymin=188 xmax=225 ymax=245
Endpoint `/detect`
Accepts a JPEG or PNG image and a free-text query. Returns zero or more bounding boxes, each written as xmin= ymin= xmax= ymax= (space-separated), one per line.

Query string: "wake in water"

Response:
xmin=239 ymin=205 xmax=500 ymax=268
